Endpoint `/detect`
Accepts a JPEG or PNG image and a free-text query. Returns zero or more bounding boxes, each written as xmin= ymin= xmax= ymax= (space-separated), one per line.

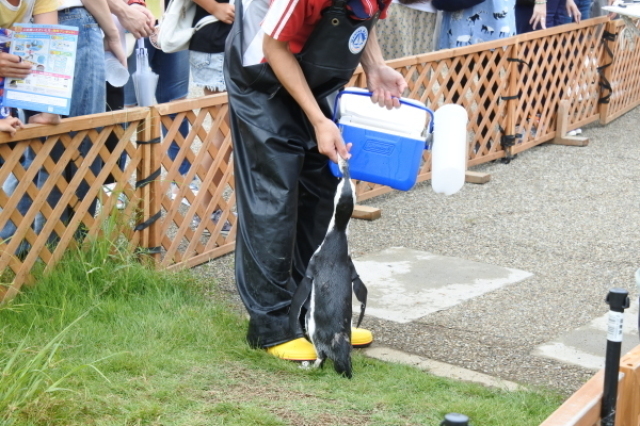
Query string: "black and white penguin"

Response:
xmin=289 ymin=156 xmax=368 ymax=379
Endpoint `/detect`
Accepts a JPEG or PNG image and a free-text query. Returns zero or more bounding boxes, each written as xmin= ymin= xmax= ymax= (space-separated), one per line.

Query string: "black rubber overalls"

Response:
xmin=224 ymin=0 xmax=379 ymax=348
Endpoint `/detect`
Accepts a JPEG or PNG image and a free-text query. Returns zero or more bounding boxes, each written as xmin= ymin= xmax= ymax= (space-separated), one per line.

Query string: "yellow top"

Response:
xmin=0 ymin=0 xmax=60 ymax=27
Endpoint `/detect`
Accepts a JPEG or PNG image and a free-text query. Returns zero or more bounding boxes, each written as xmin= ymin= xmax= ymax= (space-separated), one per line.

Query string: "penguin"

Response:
xmin=289 ymin=156 xmax=368 ymax=379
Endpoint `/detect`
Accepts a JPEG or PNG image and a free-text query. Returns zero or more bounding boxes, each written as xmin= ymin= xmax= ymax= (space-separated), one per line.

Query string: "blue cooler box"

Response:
xmin=329 ymin=89 xmax=433 ymax=191
xmin=329 ymin=121 xmax=427 ymax=191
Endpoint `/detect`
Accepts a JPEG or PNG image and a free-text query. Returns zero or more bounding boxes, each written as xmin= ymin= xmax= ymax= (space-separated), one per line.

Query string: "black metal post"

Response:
xmin=600 ymin=288 xmax=630 ymax=426
xmin=441 ymin=413 xmax=469 ymax=426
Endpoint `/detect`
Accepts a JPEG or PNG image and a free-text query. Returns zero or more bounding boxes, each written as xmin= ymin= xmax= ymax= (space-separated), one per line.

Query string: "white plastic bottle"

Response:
xmin=431 ymin=104 xmax=468 ymax=196
xmin=104 ymin=51 xmax=129 ymax=87
xmin=104 ymin=16 xmax=130 ymax=87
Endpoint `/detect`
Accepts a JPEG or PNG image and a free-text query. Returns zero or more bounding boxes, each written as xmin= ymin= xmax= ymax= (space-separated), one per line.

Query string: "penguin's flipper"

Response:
xmin=289 ymin=276 xmax=312 ymax=336
xmin=350 ymin=259 xmax=368 ymax=328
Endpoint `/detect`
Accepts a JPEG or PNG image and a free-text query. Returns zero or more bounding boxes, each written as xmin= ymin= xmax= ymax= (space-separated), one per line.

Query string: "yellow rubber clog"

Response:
xmin=266 ymin=337 xmax=317 ymax=361
xmin=351 ymin=327 xmax=373 ymax=348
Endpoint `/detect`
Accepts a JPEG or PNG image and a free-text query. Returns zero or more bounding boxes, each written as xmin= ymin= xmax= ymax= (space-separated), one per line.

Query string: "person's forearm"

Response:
xmin=360 ymin=27 xmax=385 ymax=75
xmin=81 ymin=0 xmax=120 ymax=41
xmin=263 ymin=35 xmax=325 ymax=126
xmin=33 ymin=11 xmax=58 ymax=25
xmin=107 ymin=0 xmax=129 ymax=19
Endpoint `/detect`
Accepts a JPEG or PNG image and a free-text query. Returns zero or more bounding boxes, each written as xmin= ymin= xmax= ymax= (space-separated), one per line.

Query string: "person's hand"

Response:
xmin=116 ymin=4 xmax=155 ymax=38
xmin=0 ymin=52 xmax=32 ymax=79
xmin=530 ymin=3 xmax=547 ymax=30
xmin=313 ymin=116 xmax=351 ymax=164
xmin=365 ymin=64 xmax=407 ymax=109
xmin=28 ymin=113 xmax=61 ymax=125
xmin=566 ymin=0 xmax=581 ymax=23
xmin=212 ymin=2 xmax=235 ymax=24
xmin=104 ymin=33 xmax=127 ymax=66
xmin=0 ymin=116 xmax=23 ymax=136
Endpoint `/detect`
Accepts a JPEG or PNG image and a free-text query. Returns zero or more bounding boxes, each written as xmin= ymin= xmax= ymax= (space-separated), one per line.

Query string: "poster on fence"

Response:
xmin=1 ymin=24 xmax=78 ymax=116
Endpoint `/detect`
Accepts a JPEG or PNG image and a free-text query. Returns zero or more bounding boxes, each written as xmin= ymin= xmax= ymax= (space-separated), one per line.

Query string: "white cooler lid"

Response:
xmin=337 ymin=88 xmax=428 ymax=138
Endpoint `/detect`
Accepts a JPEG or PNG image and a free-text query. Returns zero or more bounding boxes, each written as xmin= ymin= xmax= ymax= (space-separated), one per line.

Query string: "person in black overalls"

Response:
xmin=224 ymin=0 xmax=407 ymax=360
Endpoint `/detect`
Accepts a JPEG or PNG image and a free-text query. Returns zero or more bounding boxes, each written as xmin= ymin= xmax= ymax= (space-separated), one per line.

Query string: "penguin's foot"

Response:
xmin=351 ymin=327 xmax=373 ymax=348
xmin=266 ymin=338 xmax=317 ymax=361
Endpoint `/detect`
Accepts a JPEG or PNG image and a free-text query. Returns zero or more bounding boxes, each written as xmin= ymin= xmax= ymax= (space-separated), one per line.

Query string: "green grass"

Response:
xmin=0 ymin=235 xmax=564 ymax=426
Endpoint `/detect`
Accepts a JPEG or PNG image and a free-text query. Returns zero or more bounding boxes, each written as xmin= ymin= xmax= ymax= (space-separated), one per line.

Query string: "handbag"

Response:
xmin=157 ymin=0 xmax=218 ymax=53
xmin=431 ymin=0 xmax=485 ymax=12
xmin=515 ymin=0 xmax=536 ymax=5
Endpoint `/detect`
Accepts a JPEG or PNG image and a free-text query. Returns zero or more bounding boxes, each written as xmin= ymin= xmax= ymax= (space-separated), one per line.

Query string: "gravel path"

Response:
xmin=193 ymin=105 xmax=640 ymax=396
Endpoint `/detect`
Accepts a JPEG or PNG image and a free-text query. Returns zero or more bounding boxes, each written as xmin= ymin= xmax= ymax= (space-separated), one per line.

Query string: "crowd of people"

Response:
xmin=0 ymin=0 xmax=619 ymax=362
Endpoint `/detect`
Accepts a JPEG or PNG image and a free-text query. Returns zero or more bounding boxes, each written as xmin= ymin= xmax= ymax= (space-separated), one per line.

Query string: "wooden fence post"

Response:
xmin=497 ymin=42 xmax=520 ymax=163
xmin=598 ymin=20 xmax=617 ymax=125
xmin=135 ymin=107 xmax=162 ymax=264
xmin=618 ymin=345 xmax=640 ymax=426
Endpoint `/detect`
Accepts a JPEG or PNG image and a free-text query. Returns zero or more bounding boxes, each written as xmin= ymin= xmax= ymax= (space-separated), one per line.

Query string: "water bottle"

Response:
xmin=104 ymin=51 xmax=129 ymax=87
xmin=431 ymin=104 xmax=468 ymax=196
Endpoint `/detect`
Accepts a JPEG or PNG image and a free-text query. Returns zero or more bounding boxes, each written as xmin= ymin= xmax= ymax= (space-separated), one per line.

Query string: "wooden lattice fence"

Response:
xmin=1 ymin=16 xmax=640 ymax=301
xmin=540 ymin=344 xmax=640 ymax=426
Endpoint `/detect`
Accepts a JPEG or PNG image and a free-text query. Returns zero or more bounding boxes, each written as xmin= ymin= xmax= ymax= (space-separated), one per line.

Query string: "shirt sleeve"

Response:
xmin=379 ymin=0 xmax=391 ymax=19
xmin=33 ymin=0 xmax=61 ymax=16
xmin=262 ymin=0 xmax=320 ymax=42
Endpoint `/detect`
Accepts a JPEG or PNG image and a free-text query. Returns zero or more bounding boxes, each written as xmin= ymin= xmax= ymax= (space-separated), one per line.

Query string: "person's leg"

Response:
xmin=35 ymin=7 xmax=106 ymax=237
xmin=0 ymin=146 xmax=33 ymax=255
xmin=104 ymin=83 xmax=126 ymax=186
xmin=189 ymin=51 xmax=227 ymax=222
xmin=150 ymin=45 xmax=191 ymax=178
xmin=291 ymin=148 xmax=340 ymax=286
xmin=151 ymin=47 xmax=191 ymax=174
xmin=515 ymin=5 xmax=535 ymax=34
xmin=125 ymin=40 xmax=191 ymax=179
xmin=232 ymin=119 xmax=309 ymax=348
xmin=546 ymin=0 xmax=566 ymax=28
xmin=579 ymin=0 xmax=593 ymax=19
xmin=562 ymin=0 xmax=593 ymax=22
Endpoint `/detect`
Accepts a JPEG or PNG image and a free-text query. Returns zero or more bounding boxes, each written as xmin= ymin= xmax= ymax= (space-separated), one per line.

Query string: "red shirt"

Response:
xmin=262 ymin=0 xmax=390 ymax=54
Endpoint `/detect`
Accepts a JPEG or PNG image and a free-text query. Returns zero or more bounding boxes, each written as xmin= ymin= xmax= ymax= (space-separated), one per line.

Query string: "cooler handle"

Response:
xmin=332 ymin=89 xmax=435 ymax=136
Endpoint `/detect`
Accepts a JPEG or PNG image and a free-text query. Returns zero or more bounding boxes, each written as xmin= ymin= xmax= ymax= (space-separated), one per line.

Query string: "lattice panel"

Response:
xmin=155 ymin=97 xmax=236 ymax=269
xmin=2 ymin=18 xmax=636 ymax=285
xmin=0 ymin=110 xmax=150 ymax=301
xmin=601 ymin=19 xmax=640 ymax=123
xmin=512 ymin=24 xmax=605 ymax=154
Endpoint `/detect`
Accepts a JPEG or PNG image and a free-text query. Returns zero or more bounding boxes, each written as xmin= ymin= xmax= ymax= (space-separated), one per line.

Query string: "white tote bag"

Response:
xmin=157 ymin=0 xmax=218 ymax=53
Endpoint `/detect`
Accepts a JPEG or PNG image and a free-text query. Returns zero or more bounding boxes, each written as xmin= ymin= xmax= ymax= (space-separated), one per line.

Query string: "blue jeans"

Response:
xmin=34 ymin=7 xmax=106 ymax=236
xmin=125 ymin=40 xmax=191 ymax=176
xmin=560 ymin=0 xmax=592 ymax=23
xmin=516 ymin=0 xmax=566 ymax=33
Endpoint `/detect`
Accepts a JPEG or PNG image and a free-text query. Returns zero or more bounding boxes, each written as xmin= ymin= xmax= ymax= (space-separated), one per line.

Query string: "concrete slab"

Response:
xmin=363 ymin=346 xmax=522 ymax=391
xmin=352 ymin=247 xmax=533 ymax=323
xmin=533 ymin=299 xmax=639 ymax=370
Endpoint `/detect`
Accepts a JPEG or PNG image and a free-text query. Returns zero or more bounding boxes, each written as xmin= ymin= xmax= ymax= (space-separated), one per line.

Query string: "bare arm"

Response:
xmin=192 ymin=0 xmax=235 ymax=24
xmin=33 ymin=10 xmax=57 ymax=24
xmin=107 ymin=0 xmax=155 ymax=38
xmin=81 ymin=0 xmax=127 ymax=65
xmin=263 ymin=34 xmax=349 ymax=163
xmin=360 ymin=27 xmax=407 ymax=108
